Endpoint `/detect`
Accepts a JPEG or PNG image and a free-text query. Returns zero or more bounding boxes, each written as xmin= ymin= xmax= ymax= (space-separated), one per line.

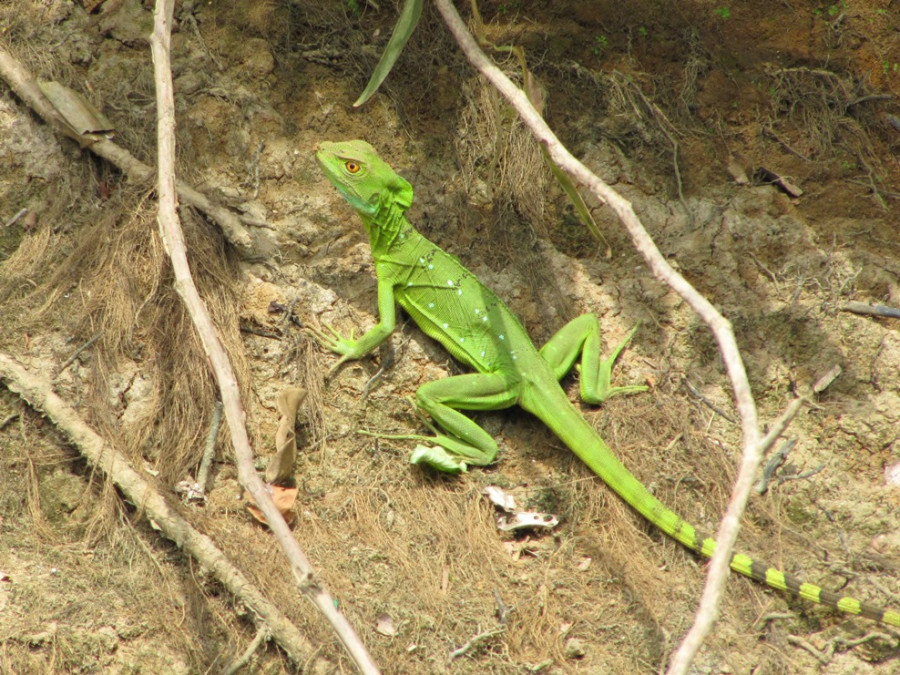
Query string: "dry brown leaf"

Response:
xmin=265 ymin=387 xmax=307 ymax=484
xmin=247 ymin=484 xmax=299 ymax=528
xmin=375 ymin=614 xmax=397 ymax=637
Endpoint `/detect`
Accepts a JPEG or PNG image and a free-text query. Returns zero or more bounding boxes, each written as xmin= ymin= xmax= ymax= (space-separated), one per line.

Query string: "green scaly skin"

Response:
xmin=313 ymin=139 xmax=900 ymax=629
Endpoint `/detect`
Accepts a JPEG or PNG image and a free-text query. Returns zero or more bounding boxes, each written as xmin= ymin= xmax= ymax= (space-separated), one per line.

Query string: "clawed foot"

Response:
xmin=579 ymin=323 xmax=649 ymax=403
xmin=307 ymin=323 xmax=358 ymax=376
xmin=410 ymin=444 xmax=468 ymax=474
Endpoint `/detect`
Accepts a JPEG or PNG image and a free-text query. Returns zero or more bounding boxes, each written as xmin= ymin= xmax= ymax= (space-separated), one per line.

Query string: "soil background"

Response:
xmin=1 ymin=1 xmax=900 ymax=673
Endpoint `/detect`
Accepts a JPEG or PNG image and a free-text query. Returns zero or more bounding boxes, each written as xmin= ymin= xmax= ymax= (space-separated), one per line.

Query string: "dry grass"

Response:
xmin=453 ymin=72 xmax=578 ymax=336
xmin=765 ymin=66 xmax=886 ymax=201
xmin=455 ymin=72 xmax=549 ymax=232
xmin=1 ymin=183 xmax=247 ymax=485
xmin=2 ymin=1 xmax=899 ymax=672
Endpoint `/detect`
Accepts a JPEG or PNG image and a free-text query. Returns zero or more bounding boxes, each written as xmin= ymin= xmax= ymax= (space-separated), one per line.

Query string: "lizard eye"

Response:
xmin=345 ymin=161 xmax=361 ymax=174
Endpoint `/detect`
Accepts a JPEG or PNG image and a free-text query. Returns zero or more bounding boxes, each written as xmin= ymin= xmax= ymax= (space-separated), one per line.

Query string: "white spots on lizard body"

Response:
xmin=442 ymin=322 xmax=449 ymax=328
xmin=446 ymin=280 xmax=453 ymax=286
xmin=498 ymin=334 xmax=505 ymax=340
xmin=428 ymin=302 xmax=435 ymax=309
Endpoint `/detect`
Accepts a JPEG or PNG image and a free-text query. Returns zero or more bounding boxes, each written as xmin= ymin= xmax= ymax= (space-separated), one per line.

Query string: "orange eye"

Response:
xmin=345 ymin=161 xmax=360 ymax=174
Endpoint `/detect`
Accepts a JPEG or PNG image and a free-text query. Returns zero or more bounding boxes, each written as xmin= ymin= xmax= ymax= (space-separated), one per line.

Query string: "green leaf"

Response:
xmin=540 ymin=144 xmax=610 ymax=256
xmin=353 ymin=0 xmax=424 ymax=107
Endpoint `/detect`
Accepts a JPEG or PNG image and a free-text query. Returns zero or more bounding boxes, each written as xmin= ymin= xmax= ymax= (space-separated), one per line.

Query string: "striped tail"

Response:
xmin=531 ymin=389 xmax=900 ymax=628
xmin=666 ymin=518 xmax=900 ymax=627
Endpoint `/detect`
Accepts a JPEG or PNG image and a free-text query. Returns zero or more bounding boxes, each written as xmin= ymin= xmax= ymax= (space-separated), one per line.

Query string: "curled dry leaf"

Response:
xmin=481 ymin=485 xmax=517 ymax=512
xmin=37 ymin=80 xmax=114 ymax=137
xmin=247 ymin=484 xmax=299 ymax=528
xmin=375 ymin=613 xmax=397 ymax=637
xmin=265 ymin=387 xmax=307 ymax=485
xmin=496 ymin=511 xmax=559 ymax=532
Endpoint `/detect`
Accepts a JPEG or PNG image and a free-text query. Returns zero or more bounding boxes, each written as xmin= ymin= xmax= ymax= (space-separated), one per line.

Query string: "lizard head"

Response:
xmin=316 ymin=140 xmax=413 ymax=219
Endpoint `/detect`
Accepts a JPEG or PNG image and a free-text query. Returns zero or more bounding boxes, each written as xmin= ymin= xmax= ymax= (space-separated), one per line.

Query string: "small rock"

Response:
xmin=97 ymin=625 xmax=119 ymax=653
xmin=564 ymin=637 xmax=586 ymax=659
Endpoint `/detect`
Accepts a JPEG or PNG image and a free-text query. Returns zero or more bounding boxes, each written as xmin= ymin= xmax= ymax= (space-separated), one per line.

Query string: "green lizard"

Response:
xmin=313 ymin=139 xmax=900 ymax=629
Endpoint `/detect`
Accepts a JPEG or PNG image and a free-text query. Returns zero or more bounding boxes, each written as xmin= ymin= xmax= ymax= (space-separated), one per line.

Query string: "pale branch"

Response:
xmin=432 ymin=2 xmax=763 ymax=672
xmin=0 ymin=43 xmax=261 ymax=258
xmin=149 ymin=3 xmax=379 ymax=673
xmin=0 ymin=352 xmax=328 ymax=671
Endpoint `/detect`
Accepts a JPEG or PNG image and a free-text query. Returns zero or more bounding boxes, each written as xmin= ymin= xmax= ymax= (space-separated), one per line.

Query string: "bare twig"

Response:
xmin=493 ymin=588 xmax=512 ymax=624
xmin=0 ymin=412 xmax=19 ymax=430
xmin=224 ymin=625 xmax=270 ymax=675
xmin=757 ymin=398 xmax=806 ymax=454
xmin=149 ymin=3 xmax=379 ymax=673
xmin=4 ymin=208 xmax=28 ymax=228
xmin=0 ymin=43 xmax=261 ymax=258
xmin=755 ymin=439 xmax=794 ymax=494
xmin=757 ymin=365 xmax=839 ymax=455
xmin=683 ymin=378 xmax=737 ymax=424
xmin=448 ymin=626 xmax=505 ymax=660
xmin=432 ymin=3 xmax=763 ymax=672
xmin=762 ymin=126 xmax=811 ymax=161
xmin=754 ymin=365 xmax=839 ymax=493
xmin=196 ymin=399 xmax=223 ymax=492
xmin=841 ymin=302 xmax=900 ymax=319
xmin=786 ymin=634 xmax=834 ymax=664
xmin=0 ymin=352 xmax=329 ymax=671
xmin=55 ymin=331 xmax=103 ymax=380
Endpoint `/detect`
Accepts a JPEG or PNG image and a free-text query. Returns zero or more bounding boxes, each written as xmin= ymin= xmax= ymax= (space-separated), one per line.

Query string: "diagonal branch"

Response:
xmin=0 ymin=43 xmax=262 ymax=258
xmin=432 ymin=2 xmax=761 ymax=672
xmin=149 ymin=2 xmax=379 ymax=673
xmin=0 ymin=352 xmax=329 ymax=671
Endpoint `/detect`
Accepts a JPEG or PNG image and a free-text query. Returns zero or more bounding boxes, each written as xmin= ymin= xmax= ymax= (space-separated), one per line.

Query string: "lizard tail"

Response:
xmin=530 ymin=392 xmax=900 ymax=628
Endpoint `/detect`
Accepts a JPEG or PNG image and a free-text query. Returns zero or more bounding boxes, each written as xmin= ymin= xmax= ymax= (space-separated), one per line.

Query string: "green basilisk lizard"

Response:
xmin=313 ymin=139 xmax=900 ymax=628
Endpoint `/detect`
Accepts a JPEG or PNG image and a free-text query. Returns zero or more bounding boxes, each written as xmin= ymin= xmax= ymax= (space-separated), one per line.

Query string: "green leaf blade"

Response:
xmin=353 ymin=0 xmax=424 ymax=107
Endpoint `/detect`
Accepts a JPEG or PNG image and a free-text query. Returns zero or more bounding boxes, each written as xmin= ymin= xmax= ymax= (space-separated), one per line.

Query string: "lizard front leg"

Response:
xmin=539 ymin=313 xmax=647 ymax=404
xmin=310 ymin=275 xmax=397 ymax=375
xmin=409 ymin=372 xmax=521 ymax=474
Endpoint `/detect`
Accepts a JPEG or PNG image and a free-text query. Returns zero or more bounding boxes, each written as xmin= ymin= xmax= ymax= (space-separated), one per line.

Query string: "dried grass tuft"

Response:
xmin=1 ymin=181 xmax=249 ymax=485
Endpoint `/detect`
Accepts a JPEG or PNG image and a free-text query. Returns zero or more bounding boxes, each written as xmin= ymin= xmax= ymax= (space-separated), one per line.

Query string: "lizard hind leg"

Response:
xmin=409 ymin=372 xmax=521 ymax=474
xmin=539 ymin=313 xmax=648 ymax=405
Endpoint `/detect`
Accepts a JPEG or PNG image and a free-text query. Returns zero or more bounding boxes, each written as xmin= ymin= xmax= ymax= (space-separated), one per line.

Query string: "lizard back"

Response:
xmin=379 ymin=223 xmax=538 ymax=376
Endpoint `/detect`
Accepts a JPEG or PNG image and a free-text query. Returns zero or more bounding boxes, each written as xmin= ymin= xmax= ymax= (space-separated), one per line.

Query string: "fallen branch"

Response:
xmin=841 ymin=302 xmax=900 ymax=319
xmin=432 ymin=2 xmax=762 ymax=672
xmin=0 ymin=352 xmax=328 ymax=671
xmin=149 ymin=3 xmax=379 ymax=673
xmin=0 ymin=43 xmax=265 ymax=259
